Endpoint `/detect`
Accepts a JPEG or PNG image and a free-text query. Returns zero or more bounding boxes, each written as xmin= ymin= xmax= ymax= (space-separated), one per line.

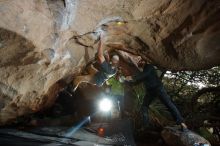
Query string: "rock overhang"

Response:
xmin=0 ymin=0 xmax=219 ymax=125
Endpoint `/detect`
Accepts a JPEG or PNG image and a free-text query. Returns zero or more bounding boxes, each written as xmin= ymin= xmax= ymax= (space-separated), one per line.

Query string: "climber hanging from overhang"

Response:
xmin=71 ymin=33 xmax=120 ymax=91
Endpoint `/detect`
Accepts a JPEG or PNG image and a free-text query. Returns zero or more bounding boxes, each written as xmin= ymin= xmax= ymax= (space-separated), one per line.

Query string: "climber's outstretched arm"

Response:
xmin=97 ymin=34 xmax=105 ymax=64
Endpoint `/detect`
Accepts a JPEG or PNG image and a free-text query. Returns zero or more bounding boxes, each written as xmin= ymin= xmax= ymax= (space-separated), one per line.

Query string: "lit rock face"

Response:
xmin=0 ymin=0 xmax=219 ymax=125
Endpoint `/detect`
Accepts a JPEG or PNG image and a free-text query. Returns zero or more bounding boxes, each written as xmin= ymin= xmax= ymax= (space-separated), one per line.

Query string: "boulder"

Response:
xmin=161 ymin=126 xmax=211 ymax=146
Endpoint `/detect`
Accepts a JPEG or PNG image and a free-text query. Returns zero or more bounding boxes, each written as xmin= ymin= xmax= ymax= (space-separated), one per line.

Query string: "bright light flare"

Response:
xmin=99 ymin=98 xmax=112 ymax=112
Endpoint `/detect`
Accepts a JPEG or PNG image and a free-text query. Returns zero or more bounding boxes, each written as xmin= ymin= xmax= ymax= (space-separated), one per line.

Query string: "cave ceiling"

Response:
xmin=0 ymin=0 xmax=219 ymax=124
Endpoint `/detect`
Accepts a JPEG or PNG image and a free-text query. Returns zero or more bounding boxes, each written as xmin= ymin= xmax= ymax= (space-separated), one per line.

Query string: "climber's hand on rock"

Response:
xmin=100 ymin=31 xmax=105 ymax=40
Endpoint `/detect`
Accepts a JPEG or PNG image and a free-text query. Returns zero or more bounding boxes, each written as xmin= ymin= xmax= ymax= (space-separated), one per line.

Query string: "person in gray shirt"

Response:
xmin=73 ymin=35 xmax=119 ymax=91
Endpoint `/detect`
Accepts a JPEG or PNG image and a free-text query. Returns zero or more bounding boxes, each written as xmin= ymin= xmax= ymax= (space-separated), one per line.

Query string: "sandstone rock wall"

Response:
xmin=0 ymin=0 xmax=219 ymax=124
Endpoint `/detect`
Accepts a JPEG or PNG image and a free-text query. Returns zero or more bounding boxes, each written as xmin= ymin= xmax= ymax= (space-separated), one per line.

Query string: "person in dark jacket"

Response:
xmin=73 ymin=34 xmax=119 ymax=91
xmin=125 ymin=59 xmax=187 ymax=130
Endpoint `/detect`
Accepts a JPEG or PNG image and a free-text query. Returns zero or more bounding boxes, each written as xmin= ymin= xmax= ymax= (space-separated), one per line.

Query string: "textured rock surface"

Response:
xmin=161 ymin=126 xmax=211 ymax=146
xmin=0 ymin=0 xmax=220 ymax=124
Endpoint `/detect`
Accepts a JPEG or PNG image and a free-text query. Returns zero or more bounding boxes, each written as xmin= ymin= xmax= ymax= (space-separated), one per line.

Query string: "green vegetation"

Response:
xmin=108 ymin=66 xmax=220 ymax=145
xmin=107 ymin=77 xmax=124 ymax=96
